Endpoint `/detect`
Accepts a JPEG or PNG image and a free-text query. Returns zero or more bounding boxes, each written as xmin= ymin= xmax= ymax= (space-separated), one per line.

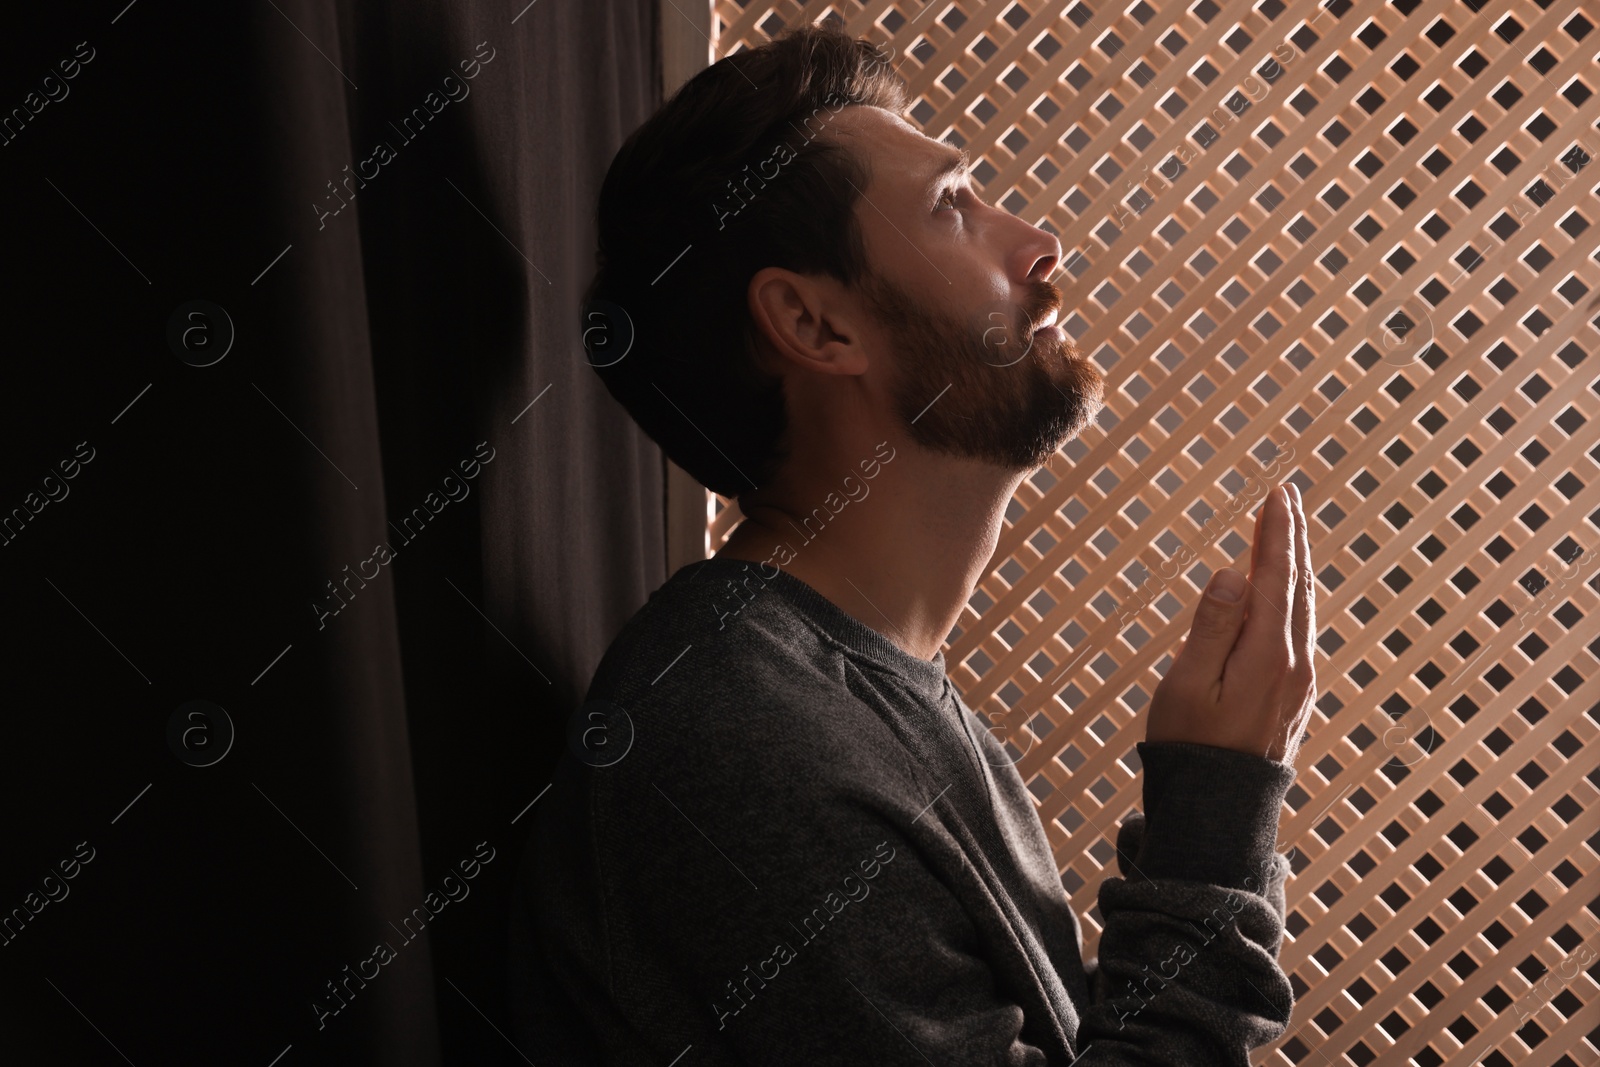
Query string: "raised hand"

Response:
xmin=1145 ymin=483 xmax=1318 ymax=766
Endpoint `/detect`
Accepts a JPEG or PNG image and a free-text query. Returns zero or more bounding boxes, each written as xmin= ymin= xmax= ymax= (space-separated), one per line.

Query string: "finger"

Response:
xmin=1170 ymin=566 xmax=1250 ymax=690
xmin=1236 ymin=485 xmax=1296 ymax=670
xmin=1290 ymin=483 xmax=1314 ymax=667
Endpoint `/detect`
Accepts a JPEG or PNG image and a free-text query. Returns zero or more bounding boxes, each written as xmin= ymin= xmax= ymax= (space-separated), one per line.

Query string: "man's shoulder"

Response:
xmin=590 ymin=560 xmax=836 ymax=703
xmin=575 ymin=560 xmax=893 ymax=779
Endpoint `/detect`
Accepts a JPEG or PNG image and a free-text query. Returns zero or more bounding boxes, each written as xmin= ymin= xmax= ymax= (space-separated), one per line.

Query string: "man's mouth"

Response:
xmin=1033 ymin=307 xmax=1064 ymax=338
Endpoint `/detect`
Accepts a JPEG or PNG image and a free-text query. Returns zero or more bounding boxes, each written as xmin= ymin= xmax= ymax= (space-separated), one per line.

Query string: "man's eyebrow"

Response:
xmin=928 ymin=146 xmax=972 ymax=189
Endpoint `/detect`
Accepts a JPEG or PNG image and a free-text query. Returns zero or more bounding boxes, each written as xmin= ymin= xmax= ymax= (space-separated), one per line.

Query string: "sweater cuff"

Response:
xmin=1132 ymin=741 xmax=1296 ymax=891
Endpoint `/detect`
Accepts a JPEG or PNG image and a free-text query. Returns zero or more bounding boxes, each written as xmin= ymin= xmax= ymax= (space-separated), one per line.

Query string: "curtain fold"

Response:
xmin=0 ymin=1 xmax=661 ymax=1063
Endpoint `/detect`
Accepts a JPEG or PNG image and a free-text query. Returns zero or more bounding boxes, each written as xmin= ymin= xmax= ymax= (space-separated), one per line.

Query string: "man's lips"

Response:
xmin=1033 ymin=307 xmax=1063 ymax=338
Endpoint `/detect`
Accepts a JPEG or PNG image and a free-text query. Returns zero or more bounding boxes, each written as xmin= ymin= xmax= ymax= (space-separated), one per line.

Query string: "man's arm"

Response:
xmin=1063 ymin=483 xmax=1315 ymax=1062
xmin=597 ymin=738 xmax=1081 ymax=1066
xmin=1075 ymin=740 xmax=1298 ymax=1064
xmin=599 ymin=737 xmax=1293 ymax=1067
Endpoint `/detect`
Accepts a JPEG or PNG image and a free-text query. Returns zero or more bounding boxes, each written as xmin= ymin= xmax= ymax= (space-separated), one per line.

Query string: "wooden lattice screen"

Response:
xmin=706 ymin=1 xmax=1600 ymax=1064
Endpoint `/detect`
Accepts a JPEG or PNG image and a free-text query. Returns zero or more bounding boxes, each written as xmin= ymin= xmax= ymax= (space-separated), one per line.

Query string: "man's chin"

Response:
xmin=1036 ymin=356 xmax=1106 ymax=451
xmin=1033 ymin=336 xmax=1103 ymax=394
xmin=1030 ymin=329 xmax=1085 ymax=363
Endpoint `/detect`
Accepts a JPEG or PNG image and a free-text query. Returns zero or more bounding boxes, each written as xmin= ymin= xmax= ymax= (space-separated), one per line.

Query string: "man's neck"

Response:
xmin=713 ymin=444 xmax=1030 ymax=661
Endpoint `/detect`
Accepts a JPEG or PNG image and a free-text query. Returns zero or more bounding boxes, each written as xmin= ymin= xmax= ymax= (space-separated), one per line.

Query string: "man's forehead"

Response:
xmin=829 ymin=105 xmax=957 ymax=183
xmin=829 ymin=103 xmax=915 ymax=136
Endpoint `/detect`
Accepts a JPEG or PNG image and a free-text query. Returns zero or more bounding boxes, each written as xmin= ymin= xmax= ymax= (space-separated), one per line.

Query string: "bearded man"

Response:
xmin=510 ymin=23 xmax=1317 ymax=1067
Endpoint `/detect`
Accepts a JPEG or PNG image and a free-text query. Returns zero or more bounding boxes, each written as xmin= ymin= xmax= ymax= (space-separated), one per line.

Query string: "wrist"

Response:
xmin=1131 ymin=741 xmax=1296 ymax=889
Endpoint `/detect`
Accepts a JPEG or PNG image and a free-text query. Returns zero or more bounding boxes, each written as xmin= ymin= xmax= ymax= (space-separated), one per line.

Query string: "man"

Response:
xmin=510 ymin=23 xmax=1317 ymax=1065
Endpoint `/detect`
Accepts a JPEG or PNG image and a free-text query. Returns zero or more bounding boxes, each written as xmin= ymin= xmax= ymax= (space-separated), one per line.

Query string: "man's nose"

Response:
xmin=1009 ymin=219 xmax=1061 ymax=284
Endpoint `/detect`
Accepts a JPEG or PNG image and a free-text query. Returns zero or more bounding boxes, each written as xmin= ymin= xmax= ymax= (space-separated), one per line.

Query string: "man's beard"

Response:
xmin=859 ymin=270 xmax=1105 ymax=470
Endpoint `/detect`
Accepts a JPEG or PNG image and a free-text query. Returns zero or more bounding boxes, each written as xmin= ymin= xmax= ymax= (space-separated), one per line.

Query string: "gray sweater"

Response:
xmin=509 ymin=556 xmax=1298 ymax=1064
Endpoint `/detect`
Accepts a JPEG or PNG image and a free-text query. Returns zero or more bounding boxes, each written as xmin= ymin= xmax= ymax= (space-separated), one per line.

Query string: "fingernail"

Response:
xmin=1208 ymin=568 xmax=1245 ymax=603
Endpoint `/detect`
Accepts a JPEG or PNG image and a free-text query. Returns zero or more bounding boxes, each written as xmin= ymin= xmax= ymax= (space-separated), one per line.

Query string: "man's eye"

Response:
xmin=936 ymin=187 xmax=959 ymax=211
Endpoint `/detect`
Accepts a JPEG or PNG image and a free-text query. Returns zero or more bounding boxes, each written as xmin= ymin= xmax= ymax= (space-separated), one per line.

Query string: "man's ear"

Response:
xmin=747 ymin=266 xmax=869 ymax=378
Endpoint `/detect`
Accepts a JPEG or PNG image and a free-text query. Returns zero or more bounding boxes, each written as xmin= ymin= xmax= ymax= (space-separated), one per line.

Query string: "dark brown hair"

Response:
xmin=582 ymin=24 xmax=908 ymax=497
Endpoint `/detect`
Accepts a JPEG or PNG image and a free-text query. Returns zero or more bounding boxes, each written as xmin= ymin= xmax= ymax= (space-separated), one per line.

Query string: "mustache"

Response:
xmin=1024 ymin=282 xmax=1063 ymax=335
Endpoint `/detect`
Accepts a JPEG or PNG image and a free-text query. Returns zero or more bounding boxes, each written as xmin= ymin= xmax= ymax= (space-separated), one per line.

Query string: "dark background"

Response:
xmin=0 ymin=1 xmax=662 ymax=1062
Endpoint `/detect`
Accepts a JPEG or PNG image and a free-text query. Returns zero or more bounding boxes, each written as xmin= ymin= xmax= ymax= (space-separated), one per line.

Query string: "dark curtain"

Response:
xmin=0 ymin=1 xmax=661 ymax=1064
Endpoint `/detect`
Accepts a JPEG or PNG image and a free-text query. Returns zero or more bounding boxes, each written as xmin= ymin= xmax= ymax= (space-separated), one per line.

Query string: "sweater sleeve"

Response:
xmin=1073 ymin=741 xmax=1299 ymax=1066
xmin=596 ymin=737 xmax=1294 ymax=1066
xmin=602 ymin=763 xmax=1071 ymax=1066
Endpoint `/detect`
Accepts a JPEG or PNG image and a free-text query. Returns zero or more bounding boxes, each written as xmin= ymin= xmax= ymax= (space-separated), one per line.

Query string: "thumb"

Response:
xmin=1173 ymin=567 xmax=1248 ymax=683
